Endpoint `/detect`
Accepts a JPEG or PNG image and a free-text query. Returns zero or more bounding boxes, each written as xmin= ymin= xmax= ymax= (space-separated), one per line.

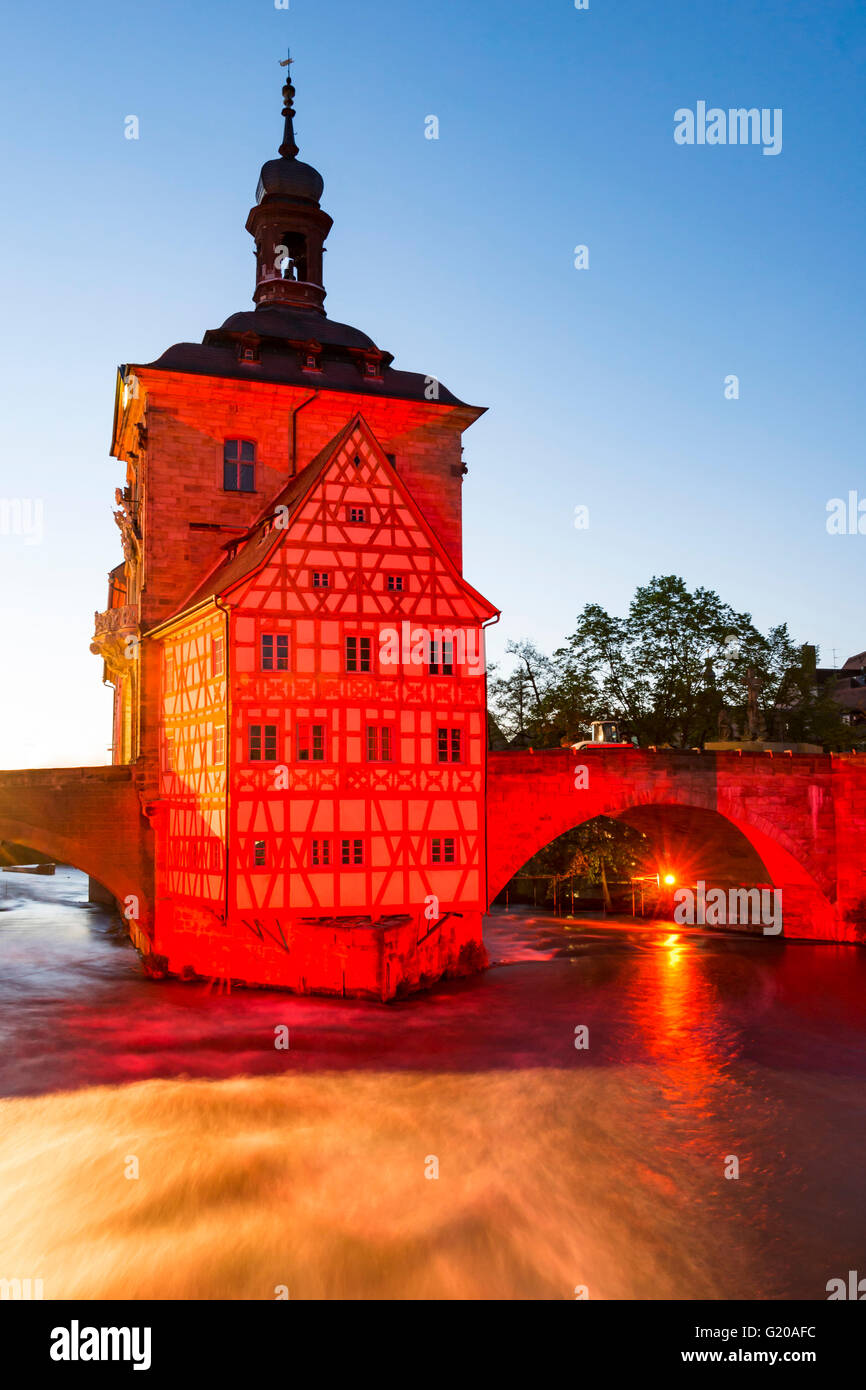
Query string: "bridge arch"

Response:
xmin=0 ymin=768 xmax=154 ymax=942
xmin=486 ymin=750 xmax=839 ymax=938
xmin=0 ymin=816 xmax=126 ymax=905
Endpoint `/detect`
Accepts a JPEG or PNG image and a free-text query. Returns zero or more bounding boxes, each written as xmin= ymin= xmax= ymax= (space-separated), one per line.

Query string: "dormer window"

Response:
xmin=224 ymin=440 xmax=255 ymax=492
xmin=302 ymin=340 xmax=322 ymax=373
xmin=355 ymin=350 xmax=383 ymax=382
xmin=363 ymin=357 xmax=382 ymax=380
xmin=238 ymin=340 xmax=260 ymax=365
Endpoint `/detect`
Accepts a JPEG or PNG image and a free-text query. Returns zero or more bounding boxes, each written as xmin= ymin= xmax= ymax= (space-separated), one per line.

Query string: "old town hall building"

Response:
xmin=92 ymin=62 xmax=498 ymax=998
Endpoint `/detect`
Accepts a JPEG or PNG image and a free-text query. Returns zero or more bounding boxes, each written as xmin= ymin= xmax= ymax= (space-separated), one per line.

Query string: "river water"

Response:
xmin=0 ymin=866 xmax=864 ymax=1300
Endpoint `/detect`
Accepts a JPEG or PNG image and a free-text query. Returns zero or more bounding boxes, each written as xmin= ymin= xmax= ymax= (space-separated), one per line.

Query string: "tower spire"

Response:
xmin=278 ymin=49 xmax=299 ymax=160
xmin=246 ymin=52 xmax=333 ymax=314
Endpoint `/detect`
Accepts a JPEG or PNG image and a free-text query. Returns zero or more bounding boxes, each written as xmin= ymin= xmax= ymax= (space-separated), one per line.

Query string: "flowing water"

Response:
xmin=0 ymin=867 xmax=864 ymax=1300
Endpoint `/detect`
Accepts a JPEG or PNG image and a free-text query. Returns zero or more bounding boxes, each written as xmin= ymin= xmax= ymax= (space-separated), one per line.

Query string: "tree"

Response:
xmin=489 ymin=576 xmax=860 ymax=751
xmin=557 ymin=576 xmax=761 ymax=747
xmin=769 ymin=638 xmax=861 ymax=749
xmin=488 ymin=640 xmax=595 ymax=747
xmin=515 ymin=817 xmax=649 ymax=904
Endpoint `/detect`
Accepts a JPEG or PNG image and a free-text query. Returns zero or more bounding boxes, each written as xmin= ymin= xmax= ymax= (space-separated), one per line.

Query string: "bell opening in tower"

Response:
xmin=280 ymin=233 xmax=308 ymax=282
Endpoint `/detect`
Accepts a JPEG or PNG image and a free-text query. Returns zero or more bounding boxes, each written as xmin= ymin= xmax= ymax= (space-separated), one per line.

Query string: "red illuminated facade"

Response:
xmin=67 ymin=61 xmax=866 ymax=996
xmin=98 ymin=62 xmax=498 ymax=997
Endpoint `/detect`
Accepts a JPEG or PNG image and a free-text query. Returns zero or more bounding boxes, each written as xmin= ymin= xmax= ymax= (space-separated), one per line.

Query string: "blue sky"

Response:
xmin=1 ymin=0 xmax=864 ymax=766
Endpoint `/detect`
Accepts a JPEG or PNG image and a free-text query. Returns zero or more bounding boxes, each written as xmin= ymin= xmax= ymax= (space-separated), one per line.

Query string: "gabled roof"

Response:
xmin=165 ymin=414 xmax=499 ymax=626
xmin=841 ymin=651 xmax=866 ymax=672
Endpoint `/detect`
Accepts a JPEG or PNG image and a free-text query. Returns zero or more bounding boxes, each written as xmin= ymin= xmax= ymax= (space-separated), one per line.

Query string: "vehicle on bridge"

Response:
xmin=570 ymin=720 xmax=638 ymax=752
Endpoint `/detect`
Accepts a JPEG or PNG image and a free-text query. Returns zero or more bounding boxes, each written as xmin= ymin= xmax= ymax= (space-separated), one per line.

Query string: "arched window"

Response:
xmin=224 ymin=440 xmax=255 ymax=492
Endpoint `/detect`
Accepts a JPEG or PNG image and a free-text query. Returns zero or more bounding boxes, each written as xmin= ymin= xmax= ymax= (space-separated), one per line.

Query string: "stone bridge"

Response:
xmin=1 ymin=752 xmax=865 ymax=955
xmin=486 ymin=749 xmax=866 ymax=941
xmin=0 ymin=767 xmax=154 ymax=949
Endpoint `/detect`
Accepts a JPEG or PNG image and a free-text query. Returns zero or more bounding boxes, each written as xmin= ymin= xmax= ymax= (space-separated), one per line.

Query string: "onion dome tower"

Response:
xmin=246 ymin=55 xmax=333 ymax=313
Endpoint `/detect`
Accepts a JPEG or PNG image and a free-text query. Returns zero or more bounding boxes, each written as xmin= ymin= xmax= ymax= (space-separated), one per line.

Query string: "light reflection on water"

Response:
xmin=0 ymin=868 xmax=864 ymax=1299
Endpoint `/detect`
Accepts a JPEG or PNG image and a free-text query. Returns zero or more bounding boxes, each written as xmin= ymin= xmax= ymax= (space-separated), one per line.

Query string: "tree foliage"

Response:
xmin=523 ymin=818 xmax=648 ymax=884
xmin=489 ymin=576 xmax=859 ymax=751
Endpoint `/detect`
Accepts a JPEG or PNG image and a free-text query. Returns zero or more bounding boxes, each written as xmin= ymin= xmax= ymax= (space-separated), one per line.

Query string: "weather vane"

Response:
xmin=279 ymin=49 xmax=294 ymax=69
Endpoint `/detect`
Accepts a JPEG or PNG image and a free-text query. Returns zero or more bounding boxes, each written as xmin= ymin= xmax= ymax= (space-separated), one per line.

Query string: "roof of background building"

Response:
xmin=832 ymin=686 xmax=866 ymax=710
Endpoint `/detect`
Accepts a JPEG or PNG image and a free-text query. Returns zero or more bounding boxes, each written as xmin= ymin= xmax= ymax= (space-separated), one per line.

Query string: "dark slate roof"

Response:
xmin=257 ymin=156 xmax=324 ymax=204
xmin=135 ymin=303 xmax=473 ymax=408
xmin=841 ymin=651 xmax=866 ymax=672
xmin=217 ymin=306 xmax=376 ymax=350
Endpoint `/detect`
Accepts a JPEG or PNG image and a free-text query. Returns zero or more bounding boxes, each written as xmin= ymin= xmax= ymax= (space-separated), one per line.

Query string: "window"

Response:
xmin=387 ymin=575 xmax=404 ymax=592
xmin=249 ymin=724 xmax=278 ymax=762
xmin=213 ymin=726 xmax=225 ymax=765
xmin=261 ymin=633 xmax=289 ymax=671
xmin=345 ymin=636 xmax=372 ymax=673
xmin=429 ymin=639 xmax=454 ymax=676
xmin=340 ymin=838 xmax=364 ymax=866
xmin=310 ymin=838 xmax=331 ymax=867
xmin=296 ymin=723 xmax=325 ymax=762
xmin=253 ymin=840 xmax=267 ymax=867
xmin=223 ymin=439 xmax=255 ymax=492
xmin=164 ymin=653 xmax=175 ymax=692
xmin=212 ymin=635 xmax=225 ymax=677
xmin=312 ymin=571 xmax=330 ymax=589
xmin=347 ymin=506 xmax=366 ymax=523
xmin=437 ymin=727 xmax=463 ymax=763
xmin=431 ymin=837 xmax=456 ymax=865
xmin=366 ymin=726 xmax=393 ymax=762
